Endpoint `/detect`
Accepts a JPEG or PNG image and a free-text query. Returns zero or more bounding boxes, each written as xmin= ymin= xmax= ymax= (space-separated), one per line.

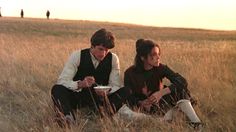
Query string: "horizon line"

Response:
xmin=1 ymin=16 xmax=236 ymax=32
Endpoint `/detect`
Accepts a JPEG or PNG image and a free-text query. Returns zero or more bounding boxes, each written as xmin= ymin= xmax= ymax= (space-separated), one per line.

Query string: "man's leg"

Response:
xmin=51 ymin=85 xmax=84 ymax=122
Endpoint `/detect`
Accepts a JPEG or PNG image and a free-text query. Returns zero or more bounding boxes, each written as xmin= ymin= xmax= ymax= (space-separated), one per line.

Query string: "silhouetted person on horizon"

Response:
xmin=20 ymin=9 xmax=24 ymax=18
xmin=46 ymin=10 xmax=50 ymax=19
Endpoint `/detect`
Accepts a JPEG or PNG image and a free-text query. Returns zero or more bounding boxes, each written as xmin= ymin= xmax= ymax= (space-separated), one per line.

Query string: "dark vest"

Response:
xmin=73 ymin=48 xmax=112 ymax=86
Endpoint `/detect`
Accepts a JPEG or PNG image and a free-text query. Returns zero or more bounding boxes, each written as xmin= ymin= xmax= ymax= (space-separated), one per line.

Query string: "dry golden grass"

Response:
xmin=0 ymin=17 xmax=236 ymax=132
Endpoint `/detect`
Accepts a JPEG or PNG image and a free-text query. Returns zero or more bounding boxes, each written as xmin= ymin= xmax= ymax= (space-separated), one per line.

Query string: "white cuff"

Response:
xmin=70 ymin=81 xmax=82 ymax=92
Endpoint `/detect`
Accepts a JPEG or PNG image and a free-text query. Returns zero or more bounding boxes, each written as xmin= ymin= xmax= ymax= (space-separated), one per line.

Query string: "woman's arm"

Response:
xmin=124 ymin=69 xmax=133 ymax=93
xmin=163 ymin=65 xmax=188 ymax=93
xmin=148 ymin=88 xmax=171 ymax=104
xmin=148 ymin=65 xmax=187 ymax=104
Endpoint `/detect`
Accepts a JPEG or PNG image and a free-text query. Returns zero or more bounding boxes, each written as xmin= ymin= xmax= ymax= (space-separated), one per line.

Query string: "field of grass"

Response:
xmin=0 ymin=17 xmax=236 ymax=132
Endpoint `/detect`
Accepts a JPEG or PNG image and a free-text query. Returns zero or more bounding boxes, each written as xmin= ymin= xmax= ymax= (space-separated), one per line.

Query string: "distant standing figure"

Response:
xmin=0 ymin=7 xmax=2 ymax=17
xmin=46 ymin=10 xmax=50 ymax=19
xmin=20 ymin=9 xmax=24 ymax=18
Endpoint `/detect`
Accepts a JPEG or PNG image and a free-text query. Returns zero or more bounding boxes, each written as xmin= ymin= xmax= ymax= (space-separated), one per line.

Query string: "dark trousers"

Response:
xmin=51 ymin=85 xmax=130 ymax=119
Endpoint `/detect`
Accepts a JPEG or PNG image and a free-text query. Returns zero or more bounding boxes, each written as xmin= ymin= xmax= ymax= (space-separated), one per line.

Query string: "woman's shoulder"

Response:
xmin=154 ymin=63 xmax=166 ymax=70
xmin=125 ymin=65 xmax=136 ymax=74
xmin=153 ymin=63 xmax=169 ymax=75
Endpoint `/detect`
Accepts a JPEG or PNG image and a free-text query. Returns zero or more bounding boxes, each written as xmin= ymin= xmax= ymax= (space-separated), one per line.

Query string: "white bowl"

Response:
xmin=94 ymin=86 xmax=111 ymax=92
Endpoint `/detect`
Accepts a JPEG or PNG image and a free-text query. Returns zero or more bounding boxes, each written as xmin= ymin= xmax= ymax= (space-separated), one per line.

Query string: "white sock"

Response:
xmin=163 ymin=109 xmax=173 ymax=121
xmin=177 ymin=99 xmax=201 ymax=123
xmin=117 ymin=104 xmax=147 ymax=119
xmin=65 ymin=114 xmax=75 ymax=124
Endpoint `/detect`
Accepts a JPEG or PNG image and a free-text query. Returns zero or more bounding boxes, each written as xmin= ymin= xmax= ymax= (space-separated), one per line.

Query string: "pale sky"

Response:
xmin=0 ymin=0 xmax=236 ymax=30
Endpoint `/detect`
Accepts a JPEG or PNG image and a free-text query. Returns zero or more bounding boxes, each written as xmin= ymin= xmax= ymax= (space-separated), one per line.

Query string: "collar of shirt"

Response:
xmin=89 ymin=50 xmax=100 ymax=69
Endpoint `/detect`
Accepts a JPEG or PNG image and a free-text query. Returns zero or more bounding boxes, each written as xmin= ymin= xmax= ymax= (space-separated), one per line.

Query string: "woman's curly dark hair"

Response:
xmin=135 ymin=39 xmax=160 ymax=72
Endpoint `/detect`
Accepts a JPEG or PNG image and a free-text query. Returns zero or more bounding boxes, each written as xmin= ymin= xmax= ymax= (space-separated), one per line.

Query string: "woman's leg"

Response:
xmin=105 ymin=87 xmax=148 ymax=120
xmin=107 ymin=87 xmax=131 ymax=112
xmin=157 ymin=88 xmax=202 ymax=128
xmin=150 ymin=87 xmax=193 ymax=118
xmin=177 ymin=99 xmax=201 ymax=123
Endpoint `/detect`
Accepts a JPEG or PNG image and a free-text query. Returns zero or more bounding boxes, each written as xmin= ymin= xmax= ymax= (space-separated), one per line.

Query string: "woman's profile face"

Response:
xmin=144 ymin=46 xmax=160 ymax=67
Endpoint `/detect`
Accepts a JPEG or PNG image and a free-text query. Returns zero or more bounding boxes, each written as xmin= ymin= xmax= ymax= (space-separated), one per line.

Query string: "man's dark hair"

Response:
xmin=90 ymin=28 xmax=115 ymax=49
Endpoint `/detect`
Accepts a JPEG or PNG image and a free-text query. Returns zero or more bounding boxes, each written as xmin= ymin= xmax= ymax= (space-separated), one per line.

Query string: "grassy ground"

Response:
xmin=0 ymin=17 xmax=236 ymax=132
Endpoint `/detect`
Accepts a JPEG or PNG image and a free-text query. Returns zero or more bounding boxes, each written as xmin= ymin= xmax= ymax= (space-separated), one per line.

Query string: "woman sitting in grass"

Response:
xmin=124 ymin=39 xmax=202 ymax=129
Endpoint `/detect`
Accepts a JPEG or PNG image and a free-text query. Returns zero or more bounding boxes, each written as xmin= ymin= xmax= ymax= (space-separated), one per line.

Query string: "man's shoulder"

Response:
xmin=110 ymin=52 xmax=118 ymax=58
xmin=72 ymin=50 xmax=81 ymax=54
xmin=68 ymin=50 xmax=84 ymax=63
xmin=71 ymin=48 xmax=90 ymax=55
xmin=110 ymin=52 xmax=119 ymax=62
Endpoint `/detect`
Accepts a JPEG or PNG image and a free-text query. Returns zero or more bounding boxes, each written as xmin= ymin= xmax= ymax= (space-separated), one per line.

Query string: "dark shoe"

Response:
xmin=190 ymin=97 xmax=198 ymax=106
xmin=189 ymin=122 xmax=204 ymax=131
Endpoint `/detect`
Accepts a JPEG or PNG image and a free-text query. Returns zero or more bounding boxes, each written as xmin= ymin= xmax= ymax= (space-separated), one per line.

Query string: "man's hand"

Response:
xmin=78 ymin=76 xmax=95 ymax=89
xmin=95 ymin=90 xmax=108 ymax=97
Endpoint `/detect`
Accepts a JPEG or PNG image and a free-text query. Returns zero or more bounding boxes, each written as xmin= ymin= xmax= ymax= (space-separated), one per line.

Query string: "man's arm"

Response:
xmin=56 ymin=51 xmax=81 ymax=91
xmin=108 ymin=53 xmax=122 ymax=93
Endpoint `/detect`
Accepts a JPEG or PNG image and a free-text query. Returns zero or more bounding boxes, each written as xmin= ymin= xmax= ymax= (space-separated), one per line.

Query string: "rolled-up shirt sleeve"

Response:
xmin=108 ymin=53 xmax=122 ymax=93
xmin=56 ymin=51 xmax=81 ymax=91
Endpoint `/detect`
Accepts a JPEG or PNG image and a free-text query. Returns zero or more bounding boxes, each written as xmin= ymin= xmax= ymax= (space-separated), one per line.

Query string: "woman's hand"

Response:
xmin=148 ymin=88 xmax=171 ymax=104
xmin=148 ymin=91 xmax=162 ymax=104
xmin=139 ymin=99 xmax=152 ymax=112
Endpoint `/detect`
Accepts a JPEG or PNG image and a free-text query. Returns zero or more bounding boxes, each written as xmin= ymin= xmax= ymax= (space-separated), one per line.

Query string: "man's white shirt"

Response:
xmin=56 ymin=50 xmax=122 ymax=93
